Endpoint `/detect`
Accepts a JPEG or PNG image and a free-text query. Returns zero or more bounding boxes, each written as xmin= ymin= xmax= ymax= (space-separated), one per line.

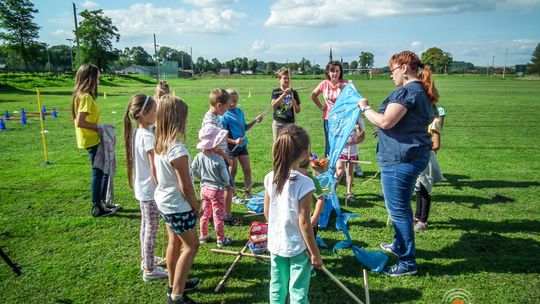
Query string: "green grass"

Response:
xmin=1 ymin=74 xmax=539 ymax=303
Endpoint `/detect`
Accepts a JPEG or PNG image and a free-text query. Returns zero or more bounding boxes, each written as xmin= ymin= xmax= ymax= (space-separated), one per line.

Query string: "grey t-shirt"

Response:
xmin=191 ymin=151 xmax=230 ymax=191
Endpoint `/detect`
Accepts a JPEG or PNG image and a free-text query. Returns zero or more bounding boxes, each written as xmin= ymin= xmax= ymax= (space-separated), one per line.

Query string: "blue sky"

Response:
xmin=33 ymin=0 xmax=540 ymax=67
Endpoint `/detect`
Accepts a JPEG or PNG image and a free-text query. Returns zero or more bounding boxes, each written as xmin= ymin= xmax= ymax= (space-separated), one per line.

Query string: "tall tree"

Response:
xmin=350 ymin=60 xmax=359 ymax=69
xmin=76 ymin=9 xmax=120 ymax=71
xmin=211 ymin=58 xmax=222 ymax=73
xmin=529 ymin=42 xmax=540 ymax=74
xmin=359 ymin=51 xmax=374 ymax=70
xmin=421 ymin=47 xmax=453 ymax=74
xmin=0 ymin=0 xmax=40 ymax=71
xmin=125 ymin=46 xmax=153 ymax=65
xmin=48 ymin=45 xmax=73 ymax=70
xmin=248 ymin=58 xmax=258 ymax=74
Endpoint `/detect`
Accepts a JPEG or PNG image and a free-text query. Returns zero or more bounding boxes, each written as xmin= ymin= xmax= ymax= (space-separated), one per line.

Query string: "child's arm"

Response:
xmin=271 ymin=88 xmax=291 ymax=108
xmin=190 ymin=156 xmax=201 ymax=180
xmin=311 ymin=86 xmax=325 ymax=112
xmin=76 ymin=112 xmax=98 ymax=130
xmin=226 ymin=136 xmax=244 ymax=146
xmin=311 ymin=196 xmax=325 ymax=228
xmin=292 ymin=91 xmax=300 ymax=114
xmin=431 ymin=130 xmax=441 ymax=152
xmin=147 ymin=149 xmax=158 ymax=186
xmin=264 ymin=191 xmax=270 ymax=220
xmin=298 ymin=192 xmax=323 ymax=269
xmin=246 ymin=115 xmax=263 ymax=131
xmin=171 ymin=156 xmax=200 ymax=214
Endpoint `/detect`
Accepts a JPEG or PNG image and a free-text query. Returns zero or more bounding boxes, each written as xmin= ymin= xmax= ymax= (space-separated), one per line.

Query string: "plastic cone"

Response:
xmin=0 ymin=118 xmax=6 ymax=130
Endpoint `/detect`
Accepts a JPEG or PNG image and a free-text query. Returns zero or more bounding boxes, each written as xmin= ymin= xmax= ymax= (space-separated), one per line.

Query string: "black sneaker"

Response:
xmin=169 ymin=294 xmax=197 ymax=304
xmin=91 ymin=206 xmax=116 ymax=217
xmin=167 ymin=278 xmax=201 ymax=297
xmin=103 ymin=201 xmax=121 ymax=210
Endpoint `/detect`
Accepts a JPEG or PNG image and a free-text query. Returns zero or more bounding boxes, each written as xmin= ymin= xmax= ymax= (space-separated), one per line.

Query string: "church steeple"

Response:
xmin=329 ymin=46 xmax=333 ymax=62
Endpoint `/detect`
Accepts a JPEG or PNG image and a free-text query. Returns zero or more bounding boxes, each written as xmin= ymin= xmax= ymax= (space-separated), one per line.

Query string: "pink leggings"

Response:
xmin=200 ymin=187 xmax=225 ymax=242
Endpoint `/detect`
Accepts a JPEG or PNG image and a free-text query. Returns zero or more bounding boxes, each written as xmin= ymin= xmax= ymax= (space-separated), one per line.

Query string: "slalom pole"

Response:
xmin=36 ymin=87 xmax=53 ymax=165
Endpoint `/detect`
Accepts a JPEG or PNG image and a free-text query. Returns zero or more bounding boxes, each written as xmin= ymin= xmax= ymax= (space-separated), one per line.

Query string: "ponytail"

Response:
xmin=272 ymin=125 xmax=310 ymax=195
xmin=419 ymin=65 xmax=439 ymax=104
xmin=124 ymin=110 xmax=135 ymax=189
xmin=390 ymin=50 xmax=439 ymax=106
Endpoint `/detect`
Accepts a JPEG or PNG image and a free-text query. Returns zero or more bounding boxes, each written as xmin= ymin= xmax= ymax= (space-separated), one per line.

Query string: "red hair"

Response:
xmin=389 ymin=51 xmax=439 ymax=104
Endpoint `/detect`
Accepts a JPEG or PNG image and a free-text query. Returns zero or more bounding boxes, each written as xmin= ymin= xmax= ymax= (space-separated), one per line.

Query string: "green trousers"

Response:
xmin=269 ymin=252 xmax=312 ymax=304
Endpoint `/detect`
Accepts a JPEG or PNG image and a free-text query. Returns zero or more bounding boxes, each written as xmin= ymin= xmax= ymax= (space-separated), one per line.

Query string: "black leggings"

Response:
xmin=414 ymin=183 xmax=431 ymax=223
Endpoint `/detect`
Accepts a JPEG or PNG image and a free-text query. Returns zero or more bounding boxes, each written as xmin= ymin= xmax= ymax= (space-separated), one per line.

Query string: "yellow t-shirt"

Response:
xmin=75 ymin=93 xmax=100 ymax=148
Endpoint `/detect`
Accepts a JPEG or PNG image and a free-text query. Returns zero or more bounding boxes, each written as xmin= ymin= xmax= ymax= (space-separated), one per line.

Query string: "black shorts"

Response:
xmin=228 ymin=145 xmax=249 ymax=159
xmin=161 ymin=210 xmax=196 ymax=234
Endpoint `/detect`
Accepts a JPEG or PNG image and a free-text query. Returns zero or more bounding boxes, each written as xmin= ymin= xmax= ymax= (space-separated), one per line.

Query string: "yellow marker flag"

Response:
xmin=103 ymin=92 xmax=107 ymax=99
xmin=248 ymin=91 xmax=252 ymax=99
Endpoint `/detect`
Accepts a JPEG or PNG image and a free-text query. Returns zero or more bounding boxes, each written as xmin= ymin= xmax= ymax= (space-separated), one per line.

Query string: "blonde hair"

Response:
xmin=71 ymin=64 xmax=99 ymax=121
xmin=276 ymin=67 xmax=290 ymax=79
xmin=272 ymin=125 xmax=310 ymax=195
xmin=155 ymin=80 xmax=170 ymax=100
xmin=123 ymin=94 xmax=157 ymax=189
xmin=209 ymin=88 xmax=229 ymax=107
xmin=389 ymin=51 xmax=439 ymax=104
xmin=154 ymin=95 xmax=189 ymax=155
xmin=226 ymin=88 xmax=237 ymax=96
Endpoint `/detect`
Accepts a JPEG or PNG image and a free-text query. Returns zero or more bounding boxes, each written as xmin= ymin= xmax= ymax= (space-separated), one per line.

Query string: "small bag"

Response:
xmin=248 ymin=222 xmax=268 ymax=254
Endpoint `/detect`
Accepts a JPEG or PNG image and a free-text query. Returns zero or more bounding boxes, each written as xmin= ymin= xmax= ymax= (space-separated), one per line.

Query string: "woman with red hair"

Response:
xmin=358 ymin=51 xmax=438 ymax=277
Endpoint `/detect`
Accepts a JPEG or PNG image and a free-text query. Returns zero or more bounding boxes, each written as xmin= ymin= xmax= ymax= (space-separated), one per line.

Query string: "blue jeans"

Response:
xmin=86 ymin=145 xmax=109 ymax=208
xmin=323 ymin=119 xmax=329 ymax=157
xmin=380 ymin=156 xmax=429 ymax=269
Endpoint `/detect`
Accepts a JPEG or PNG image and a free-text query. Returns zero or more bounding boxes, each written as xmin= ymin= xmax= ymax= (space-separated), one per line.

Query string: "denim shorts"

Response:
xmin=228 ymin=145 xmax=249 ymax=158
xmin=161 ymin=210 xmax=196 ymax=234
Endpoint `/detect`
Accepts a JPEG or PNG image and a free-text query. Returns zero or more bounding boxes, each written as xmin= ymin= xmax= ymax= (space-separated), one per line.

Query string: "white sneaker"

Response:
xmin=233 ymin=196 xmax=244 ymax=204
xmin=217 ymin=237 xmax=233 ymax=247
xmin=199 ymin=234 xmax=211 ymax=244
xmin=140 ymin=256 xmax=166 ymax=270
xmin=142 ymin=267 xmax=168 ymax=281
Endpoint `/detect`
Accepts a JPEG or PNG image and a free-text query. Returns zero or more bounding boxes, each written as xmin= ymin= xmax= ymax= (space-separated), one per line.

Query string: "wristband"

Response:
xmin=361 ymin=105 xmax=372 ymax=113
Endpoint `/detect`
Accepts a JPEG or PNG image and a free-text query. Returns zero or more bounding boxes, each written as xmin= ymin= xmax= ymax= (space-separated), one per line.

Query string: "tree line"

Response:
xmin=1 ymin=0 xmax=539 ymax=75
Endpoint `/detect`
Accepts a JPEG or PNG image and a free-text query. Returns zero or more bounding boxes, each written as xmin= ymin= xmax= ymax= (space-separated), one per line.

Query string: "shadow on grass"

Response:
xmin=440 ymin=173 xmax=540 ymax=190
xmin=434 ymin=193 xmax=515 ymax=209
xmin=419 ymin=219 xmax=540 ymax=275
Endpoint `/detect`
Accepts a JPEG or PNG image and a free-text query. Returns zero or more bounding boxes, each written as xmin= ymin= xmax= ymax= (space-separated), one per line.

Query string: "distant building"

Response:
xmin=121 ymin=65 xmax=155 ymax=77
xmin=219 ymin=68 xmax=231 ymax=76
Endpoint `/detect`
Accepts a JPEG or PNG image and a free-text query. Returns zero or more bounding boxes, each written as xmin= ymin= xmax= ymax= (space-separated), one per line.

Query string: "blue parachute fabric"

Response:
xmin=317 ymin=194 xmax=334 ymax=228
xmin=246 ymin=190 xmax=265 ymax=214
xmin=316 ymin=235 xmax=329 ymax=249
xmin=352 ymin=246 xmax=388 ymax=273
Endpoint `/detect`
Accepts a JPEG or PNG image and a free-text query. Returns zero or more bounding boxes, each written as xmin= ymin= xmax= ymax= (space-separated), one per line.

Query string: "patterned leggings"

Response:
xmin=200 ymin=187 xmax=225 ymax=242
xmin=140 ymin=200 xmax=160 ymax=270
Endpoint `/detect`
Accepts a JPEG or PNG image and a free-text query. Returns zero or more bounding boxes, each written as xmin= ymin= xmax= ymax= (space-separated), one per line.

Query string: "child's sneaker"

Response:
xmin=91 ymin=206 xmax=115 ymax=217
xmin=384 ymin=263 xmax=417 ymax=277
xmin=232 ymin=196 xmax=244 ymax=204
xmin=167 ymin=278 xmax=201 ymax=297
xmin=169 ymin=294 xmax=197 ymax=304
xmin=199 ymin=235 xmax=210 ymax=244
xmin=414 ymin=221 xmax=428 ymax=231
xmin=380 ymin=242 xmax=398 ymax=255
xmin=142 ymin=267 xmax=168 ymax=281
xmin=216 ymin=237 xmax=233 ymax=247
xmin=346 ymin=193 xmax=356 ymax=203
xmin=140 ymin=256 xmax=166 ymax=270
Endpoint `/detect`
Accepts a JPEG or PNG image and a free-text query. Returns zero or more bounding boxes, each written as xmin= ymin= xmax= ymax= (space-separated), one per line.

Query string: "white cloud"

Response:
xmin=251 ymin=40 xmax=268 ymax=52
xmin=52 ymin=29 xmax=72 ymax=38
xmin=182 ymin=0 xmax=238 ymax=7
xmin=104 ymin=3 xmax=246 ymax=38
xmin=410 ymin=41 xmax=424 ymax=53
xmin=81 ymin=1 xmax=99 ymax=9
xmin=265 ymin=0 xmax=540 ymax=27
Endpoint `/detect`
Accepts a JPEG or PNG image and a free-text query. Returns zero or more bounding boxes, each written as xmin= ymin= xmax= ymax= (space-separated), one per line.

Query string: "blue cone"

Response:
xmin=21 ymin=107 xmax=25 ymax=115
xmin=4 ymin=110 xmax=10 ymax=120
xmin=0 ymin=118 xmax=6 ymax=130
xmin=21 ymin=111 xmax=27 ymax=125
xmin=52 ymin=107 xmax=58 ymax=118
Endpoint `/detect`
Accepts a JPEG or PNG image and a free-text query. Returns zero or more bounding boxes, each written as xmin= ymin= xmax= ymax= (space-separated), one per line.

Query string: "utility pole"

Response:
xmin=45 ymin=44 xmax=51 ymax=72
xmin=491 ymin=55 xmax=495 ymax=75
xmin=72 ymin=2 xmax=82 ymax=67
xmin=67 ymin=38 xmax=74 ymax=71
xmin=154 ymin=34 xmax=159 ymax=82
xmin=503 ymin=48 xmax=508 ymax=79
xmin=190 ymin=47 xmax=193 ymax=78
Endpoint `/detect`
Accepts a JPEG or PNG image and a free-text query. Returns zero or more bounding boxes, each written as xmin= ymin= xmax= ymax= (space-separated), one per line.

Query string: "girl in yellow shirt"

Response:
xmin=71 ymin=64 xmax=115 ymax=217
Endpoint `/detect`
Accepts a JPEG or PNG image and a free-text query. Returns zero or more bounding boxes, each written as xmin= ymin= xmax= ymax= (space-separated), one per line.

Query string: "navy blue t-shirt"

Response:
xmin=376 ymin=81 xmax=434 ymax=165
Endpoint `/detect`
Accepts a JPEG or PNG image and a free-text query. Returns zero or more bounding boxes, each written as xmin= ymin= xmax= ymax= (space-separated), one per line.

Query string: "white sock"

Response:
xmin=171 ymin=293 xmax=183 ymax=300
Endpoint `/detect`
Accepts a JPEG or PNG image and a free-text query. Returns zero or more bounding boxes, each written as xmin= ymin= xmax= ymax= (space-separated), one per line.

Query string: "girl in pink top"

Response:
xmin=311 ymin=61 xmax=348 ymax=157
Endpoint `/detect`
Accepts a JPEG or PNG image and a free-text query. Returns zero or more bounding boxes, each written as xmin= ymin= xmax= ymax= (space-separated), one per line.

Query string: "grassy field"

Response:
xmin=1 ymin=74 xmax=539 ymax=303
